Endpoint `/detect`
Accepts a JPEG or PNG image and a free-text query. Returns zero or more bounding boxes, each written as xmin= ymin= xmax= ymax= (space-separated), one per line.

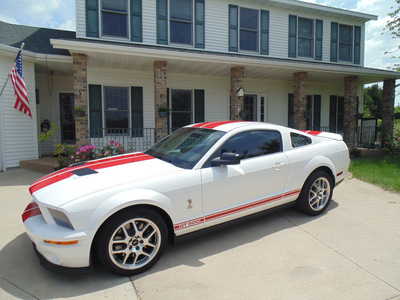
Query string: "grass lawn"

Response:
xmin=350 ymin=155 xmax=400 ymax=192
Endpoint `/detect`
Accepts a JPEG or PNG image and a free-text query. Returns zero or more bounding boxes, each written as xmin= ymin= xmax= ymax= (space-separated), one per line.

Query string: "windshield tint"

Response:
xmin=146 ymin=127 xmax=225 ymax=169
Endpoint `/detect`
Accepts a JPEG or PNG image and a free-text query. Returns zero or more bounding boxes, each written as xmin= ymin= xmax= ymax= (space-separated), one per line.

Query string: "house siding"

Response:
xmin=75 ymin=0 xmax=365 ymax=66
xmin=0 ymin=56 xmax=38 ymax=169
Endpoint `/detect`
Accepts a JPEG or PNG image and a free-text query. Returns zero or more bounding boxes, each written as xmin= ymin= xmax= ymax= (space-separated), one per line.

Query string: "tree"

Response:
xmin=363 ymin=85 xmax=383 ymax=118
xmin=386 ymin=0 xmax=400 ymax=70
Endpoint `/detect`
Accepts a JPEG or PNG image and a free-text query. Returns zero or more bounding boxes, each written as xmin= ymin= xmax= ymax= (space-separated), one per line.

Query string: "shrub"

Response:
xmin=100 ymin=140 xmax=125 ymax=157
xmin=54 ymin=144 xmax=77 ymax=168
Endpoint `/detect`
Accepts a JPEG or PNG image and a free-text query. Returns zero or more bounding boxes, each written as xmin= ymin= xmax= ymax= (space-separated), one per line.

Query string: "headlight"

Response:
xmin=48 ymin=208 xmax=74 ymax=230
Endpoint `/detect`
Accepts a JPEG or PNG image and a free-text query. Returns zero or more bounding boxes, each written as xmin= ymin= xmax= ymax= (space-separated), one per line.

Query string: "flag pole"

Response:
xmin=0 ymin=42 xmax=25 ymax=172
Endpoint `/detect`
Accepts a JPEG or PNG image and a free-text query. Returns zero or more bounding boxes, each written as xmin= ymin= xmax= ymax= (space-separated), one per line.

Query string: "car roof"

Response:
xmin=186 ymin=121 xmax=288 ymax=132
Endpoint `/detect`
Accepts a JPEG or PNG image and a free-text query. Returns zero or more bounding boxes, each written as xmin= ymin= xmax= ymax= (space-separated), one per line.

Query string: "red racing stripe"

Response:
xmin=32 ymin=153 xmax=147 ymax=185
xmin=201 ymin=120 xmax=243 ymax=129
xmin=300 ymin=130 xmax=321 ymax=136
xmin=192 ymin=122 xmax=213 ymax=128
xmin=174 ymin=189 xmax=301 ymax=230
xmin=29 ymin=153 xmax=154 ymax=194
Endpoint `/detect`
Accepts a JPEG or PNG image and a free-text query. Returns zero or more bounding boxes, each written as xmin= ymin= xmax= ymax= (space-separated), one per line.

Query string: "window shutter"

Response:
xmin=131 ymin=0 xmax=143 ymax=42
xmin=330 ymin=22 xmax=338 ymax=62
xmin=89 ymin=85 xmax=103 ymax=138
xmin=288 ymin=15 xmax=297 ymax=58
xmin=157 ymin=0 xmax=168 ymax=45
xmin=315 ymin=20 xmax=323 ymax=60
xmin=329 ymin=95 xmax=337 ymax=132
xmin=337 ymin=96 xmax=344 ymax=132
xmin=288 ymin=93 xmax=294 ymax=128
xmin=86 ymin=0 xmax=99 ymax=37
xmin=131 ymin=87 xmax=144 ymax=137
xmin=260 ymin=10 xmax=270 ymax=55
xmin=354 ymin=26 xmax=361 ymax=65
xmin=306 ymin=95 xmax=313 ymax=129
xmin=313 ymin=95 xmax=321 ymax=131
xmin=229 ymin=5 xmax=238 ymax=52
xmin=194 ymin=89 xmax=205 ymax=122
xmin=195 ymin=0 xmax=205 ymax=48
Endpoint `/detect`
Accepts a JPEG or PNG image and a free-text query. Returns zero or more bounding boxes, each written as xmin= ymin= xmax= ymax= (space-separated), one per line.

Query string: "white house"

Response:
xmin=0 ymin=0 xmax=399 ymax=171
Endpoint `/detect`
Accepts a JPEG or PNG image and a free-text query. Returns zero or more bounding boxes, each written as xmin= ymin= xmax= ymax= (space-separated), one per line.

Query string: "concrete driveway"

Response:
xmin=0 ymin=169 xmax=399 ymax=300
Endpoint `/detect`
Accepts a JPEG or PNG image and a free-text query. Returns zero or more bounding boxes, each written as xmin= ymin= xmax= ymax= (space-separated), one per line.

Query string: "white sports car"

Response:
xmin=23 ymin=121 xmax=349 ymax=275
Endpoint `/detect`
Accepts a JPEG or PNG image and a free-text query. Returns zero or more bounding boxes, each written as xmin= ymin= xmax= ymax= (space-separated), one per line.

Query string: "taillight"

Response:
xmin=22 ymin=202 xmax=42 ymax=222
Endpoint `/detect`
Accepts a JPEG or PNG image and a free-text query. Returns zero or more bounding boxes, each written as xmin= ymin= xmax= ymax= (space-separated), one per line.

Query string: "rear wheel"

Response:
xmin=96 ymin=208 xmax=168 ymax=276
xmin=296 ymin=170 xmax=333 ymax=216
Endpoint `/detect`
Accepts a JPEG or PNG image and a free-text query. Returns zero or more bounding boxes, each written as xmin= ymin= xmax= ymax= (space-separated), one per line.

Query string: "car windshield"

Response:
xmin=146 ymin=127 xmax=226 ymax=169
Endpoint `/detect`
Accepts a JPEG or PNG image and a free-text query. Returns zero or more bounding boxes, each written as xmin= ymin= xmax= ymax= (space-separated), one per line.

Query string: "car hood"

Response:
xmin=29 ymin=153 xmax=179 ymax=207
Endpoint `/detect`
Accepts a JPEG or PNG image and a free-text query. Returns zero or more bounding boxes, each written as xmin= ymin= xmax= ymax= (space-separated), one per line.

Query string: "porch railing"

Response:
xmin=90 ymin=128 xmax=159 ymax=153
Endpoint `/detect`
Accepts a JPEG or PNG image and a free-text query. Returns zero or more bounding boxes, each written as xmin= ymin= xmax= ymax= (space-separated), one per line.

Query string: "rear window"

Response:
xmin=291 ymin=132 xmax=312 ymax=148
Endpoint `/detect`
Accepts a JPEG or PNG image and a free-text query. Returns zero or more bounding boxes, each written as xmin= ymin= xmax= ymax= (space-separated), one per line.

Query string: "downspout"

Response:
xmin=0 ymin=75 xmax=9 ymax=172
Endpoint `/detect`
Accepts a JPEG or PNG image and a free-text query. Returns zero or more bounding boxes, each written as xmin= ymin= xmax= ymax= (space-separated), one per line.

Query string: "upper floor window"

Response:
xmin=339 ymin=24 xmax=353 ymax=62
xmin=331 ymin=22 xmax=361 ymax=64
xmin=229 ymin=5 xmax=269 ymax=55
xmin=240 ymin=8 xmax=259 ymax=52
xmin=298 ymin=17 xmax=314 ymax=58
xmin=101 ymin=0 xmax=129 ymax=38
xmin=170 ymin=0 xmax=193 ymax=44
xmin=288 ymin=15 xmax=323 ymax=60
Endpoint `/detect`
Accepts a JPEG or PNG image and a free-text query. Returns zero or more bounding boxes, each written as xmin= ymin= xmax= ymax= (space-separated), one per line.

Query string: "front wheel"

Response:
xmin=96 ymin=208 xmax=168 ymax=276
xmin=296 ymin=170 xmax=333 ymax=216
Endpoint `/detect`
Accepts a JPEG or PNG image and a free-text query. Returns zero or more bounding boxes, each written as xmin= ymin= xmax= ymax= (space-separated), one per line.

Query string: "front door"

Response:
xmin=201 ymin=130 xmax=289 ymax=215
xmin=59 ymin=93 xmax=75 ymax=144
xmin=243 ymin=94 xmax=257 ymax=121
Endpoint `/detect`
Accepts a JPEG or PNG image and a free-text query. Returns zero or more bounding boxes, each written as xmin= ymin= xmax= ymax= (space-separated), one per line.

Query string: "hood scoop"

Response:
xmin=72 ymin=168 xmax=98 ymax=176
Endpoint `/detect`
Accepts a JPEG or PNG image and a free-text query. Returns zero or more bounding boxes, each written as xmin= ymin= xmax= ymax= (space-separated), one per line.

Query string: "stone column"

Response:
xmin=381 ymin=79 xmax=396 ymax=147
xmin=343 ymin=76 xmax=359 ymax=149
xmin=154 ymin=61 xmax=168 ymax=141
xmin=293 ymin=72 xmax=308 ymax=130
xmin=230 ymin=66 xmax=245 ymax=120
xmin=72 ymin=53 xmax=89 ymax=146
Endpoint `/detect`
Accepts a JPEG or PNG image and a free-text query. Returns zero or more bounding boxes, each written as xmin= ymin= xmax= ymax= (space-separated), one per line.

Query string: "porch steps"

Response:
xmin=20 ymin=157 xmax=58 ymax=174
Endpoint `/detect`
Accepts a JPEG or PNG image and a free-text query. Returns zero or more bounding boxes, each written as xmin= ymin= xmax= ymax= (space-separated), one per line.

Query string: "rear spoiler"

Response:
xmin=300 ymin=130 xmax=343 ymax=141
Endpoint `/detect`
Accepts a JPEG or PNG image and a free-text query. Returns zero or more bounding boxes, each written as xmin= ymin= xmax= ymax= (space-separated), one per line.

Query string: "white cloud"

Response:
xmin=0 ymin=14 xmax=18 ymax=25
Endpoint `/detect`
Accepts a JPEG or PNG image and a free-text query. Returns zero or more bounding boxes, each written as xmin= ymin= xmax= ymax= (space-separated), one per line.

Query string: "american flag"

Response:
xmin=9 ymin=50 xmax=32 ymax=118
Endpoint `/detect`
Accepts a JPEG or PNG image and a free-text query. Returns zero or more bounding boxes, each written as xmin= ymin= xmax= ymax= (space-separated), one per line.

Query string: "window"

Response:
xmin=146 ymin=127 xmax=225 ymax=169
xmin=215 ymin=130 xmax=282 ymax=160
xmin=291 ymin=132 xmax=312 ymax=148
xmin=170 ymin=0 xmax=193 ymax=44
xmin=260 ymin=97 xmax=265 ymax=122
xmin=240 ymin=7 xmax=259 ymax=51
xmin=101 ymin=0 xmax=128 ymax=38
xmin=329 ymin=95 xmax=344 ymax=133
xmin=104 ymin=87 xmax=129 ymax=134
xmin=339 ymin=24 xmax=353 ymax=62
xmin=306 ymin=95 xmax=321 ymax=131
xmin=298 ymin=17 xmax=314 ymax=57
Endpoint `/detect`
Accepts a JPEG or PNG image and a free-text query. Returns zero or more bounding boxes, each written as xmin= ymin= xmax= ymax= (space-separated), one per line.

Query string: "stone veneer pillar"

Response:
xmin=382 ymin=79 xmax=396 ymax=147
xmin=154 ymin=61 xmax=168 ymax=141
xmin=343 ymin=76 xmax=359 ymax=149
xmin=230 ymin=66 xmax=245 ymax=120
xmin=293 ymin=72 xmax=308 ymax=130
xmin=72 ymin=53 xmax=89 ymax=146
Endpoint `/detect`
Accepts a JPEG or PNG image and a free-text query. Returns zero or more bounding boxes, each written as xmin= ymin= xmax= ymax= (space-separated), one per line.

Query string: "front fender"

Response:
xmin=88 ymin=188 xmax=176 ymax=237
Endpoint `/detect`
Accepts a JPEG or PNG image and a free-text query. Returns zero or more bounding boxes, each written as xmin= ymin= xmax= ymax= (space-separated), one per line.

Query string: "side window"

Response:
xmin=291 ymin=132 xmax=312 ymax=148
xmin=212 ymin=130 xmax=282 ymax=162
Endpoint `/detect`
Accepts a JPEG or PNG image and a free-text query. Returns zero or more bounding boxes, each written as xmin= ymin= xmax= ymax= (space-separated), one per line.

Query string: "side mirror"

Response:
xmin=211 ymin=152 xmax=241 ymax=167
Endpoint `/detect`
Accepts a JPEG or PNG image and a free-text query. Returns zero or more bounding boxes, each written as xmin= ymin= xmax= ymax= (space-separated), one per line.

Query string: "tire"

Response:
xmin=296 ymin=170 xmax=334 ymax=216
xmin=95 ymin=208 xmax=168 ymax=276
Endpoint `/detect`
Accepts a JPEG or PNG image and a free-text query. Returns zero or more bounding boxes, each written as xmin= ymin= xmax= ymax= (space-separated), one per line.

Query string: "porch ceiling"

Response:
xmin=51 ymin=39 xmax=400 ymax=85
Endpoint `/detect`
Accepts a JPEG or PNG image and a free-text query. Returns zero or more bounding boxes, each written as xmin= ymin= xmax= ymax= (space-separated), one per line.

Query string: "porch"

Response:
xmin=33 ymin=39 xmax=399 ymax=155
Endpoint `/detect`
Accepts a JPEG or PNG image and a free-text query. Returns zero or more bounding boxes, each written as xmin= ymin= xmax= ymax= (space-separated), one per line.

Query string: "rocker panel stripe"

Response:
xmin=174 ymin=189 xmax=301 ymax=230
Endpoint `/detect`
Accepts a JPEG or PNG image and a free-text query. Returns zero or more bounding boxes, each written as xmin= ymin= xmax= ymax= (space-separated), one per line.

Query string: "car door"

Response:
xmin=200 ymin=130 xmax=290 ymax=216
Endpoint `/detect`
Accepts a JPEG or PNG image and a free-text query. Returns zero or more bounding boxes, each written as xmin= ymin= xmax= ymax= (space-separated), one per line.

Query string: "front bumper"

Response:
xmin=24 ymin=215 xmax=92 ymax=268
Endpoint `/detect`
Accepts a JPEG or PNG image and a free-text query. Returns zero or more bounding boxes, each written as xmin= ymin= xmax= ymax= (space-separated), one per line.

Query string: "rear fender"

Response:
xmin=303 ymin=155 xmax=337 ymax=185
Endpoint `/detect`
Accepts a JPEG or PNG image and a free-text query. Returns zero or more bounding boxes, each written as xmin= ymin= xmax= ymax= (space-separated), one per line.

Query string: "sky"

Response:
xmin=0 ymin=0 xmax=399 ymax=105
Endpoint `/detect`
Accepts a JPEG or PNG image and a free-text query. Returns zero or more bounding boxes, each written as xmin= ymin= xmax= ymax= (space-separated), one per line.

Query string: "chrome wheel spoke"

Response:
xmin=309 ymin=177 xmax=331 ymax=211
xmin=122 ymin=253 xmax=131 ymax=264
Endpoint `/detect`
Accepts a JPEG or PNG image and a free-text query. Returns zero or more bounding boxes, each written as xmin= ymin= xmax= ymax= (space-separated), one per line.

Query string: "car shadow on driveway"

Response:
xmin=0 ymin=201 xmax=338 ymax=299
